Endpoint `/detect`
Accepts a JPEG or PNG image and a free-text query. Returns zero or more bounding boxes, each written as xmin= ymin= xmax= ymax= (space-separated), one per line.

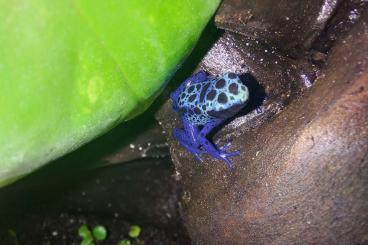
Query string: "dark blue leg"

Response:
xmin=182 ymin=117 xmax=201 ymax=148
xmin=198 ymin=120 xmax=240 ymax=168
xmin=173 ymin=116 xmax=204 ymax=161
xmin=173 ymin=128 xmax=203 ymax=162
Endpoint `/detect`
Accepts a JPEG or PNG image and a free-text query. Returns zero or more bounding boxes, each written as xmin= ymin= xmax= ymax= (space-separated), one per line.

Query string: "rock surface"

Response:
xmin=215 ymin=0 xmax=341 ymax=57
xmin=157 ymin=2 xmax=368 ymax=244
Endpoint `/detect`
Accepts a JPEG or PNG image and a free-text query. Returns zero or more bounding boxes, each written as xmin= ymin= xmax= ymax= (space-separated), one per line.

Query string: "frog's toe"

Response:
xmin=220 ymin=150 xmax=240 ymax=157
xmin=219 ymin=141 xmax=233 ymax=152
xmin=219 ymin=150 xmax=240 ymax=168
xmin=194 ymin=153 xmax=203 ymax=162
xmin=221 ymin=156 xmax=235 ymax=168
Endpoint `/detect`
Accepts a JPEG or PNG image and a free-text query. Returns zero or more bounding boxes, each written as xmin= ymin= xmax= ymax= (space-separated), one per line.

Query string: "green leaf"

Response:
xmin=81 ymin=237 xmax=94 ymax=245
xmin=128 ymin=225 xmax=141 ymax=238
xmin=0 ymin=0 xmax=221 ymax=187
xmin=92 ymin=225 xmax=107 ymax=241
xmin=78 ymin=225 xmax=92 ymax=238
xmin=118 ymin=240 xmax=131 ymax=245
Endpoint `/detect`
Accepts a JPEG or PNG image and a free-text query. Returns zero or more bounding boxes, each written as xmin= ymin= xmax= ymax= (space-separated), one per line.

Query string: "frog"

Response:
xmin=170 ymin=70 xmax=250 ymax=167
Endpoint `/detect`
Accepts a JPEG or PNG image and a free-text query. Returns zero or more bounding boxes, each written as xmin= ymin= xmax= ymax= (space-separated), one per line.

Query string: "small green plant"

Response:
xmin=78 ymin=224 xmax=141 ymax=245
xmin=128 ymin=225 xmax=141 ymax=238
xmin=118 ymin=240 xmax=131 ymax=245
xmin=7 ymin=229 xmax=18 ymax=245
xmin=92 ymin=225 xmax=107 ymax=241
xmin=78 ymin=224 xmax=107 ymax=245
xmin=117 ymin=225 xmax=142 ymax=245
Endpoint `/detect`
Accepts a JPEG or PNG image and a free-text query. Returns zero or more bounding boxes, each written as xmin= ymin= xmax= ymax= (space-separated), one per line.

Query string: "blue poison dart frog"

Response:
xmin=170 ymin=70 xmax=249 ymax=168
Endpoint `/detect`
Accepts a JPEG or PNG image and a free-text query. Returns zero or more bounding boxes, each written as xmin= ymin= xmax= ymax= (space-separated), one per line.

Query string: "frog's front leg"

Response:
xmin=173 ymin=117 xmax=203 ymax=161
xmin=173 ymin=129 xmax=203 ymax=161
xmin=198 ymin=119 xmax=240 ymax=168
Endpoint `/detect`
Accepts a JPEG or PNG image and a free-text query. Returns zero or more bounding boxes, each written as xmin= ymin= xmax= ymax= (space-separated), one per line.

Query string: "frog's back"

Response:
xmin=176 ymin=80 xmax=213 ymax=125
xmin=176 ymin=72 xmax=249 ymax=126
xmin=204 ymin=73 xmax=249 ymax=118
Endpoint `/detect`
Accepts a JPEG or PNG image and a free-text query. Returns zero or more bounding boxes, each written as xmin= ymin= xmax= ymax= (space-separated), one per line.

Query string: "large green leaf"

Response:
xmin=0 ymin=0 xmax=220 ymax=187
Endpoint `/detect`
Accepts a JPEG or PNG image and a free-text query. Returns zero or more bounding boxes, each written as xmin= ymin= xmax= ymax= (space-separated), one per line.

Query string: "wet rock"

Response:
xmin=215 ymin=0 xmax=341 ymax=57
xmin=157 ymin=4 xmax=368 ymax=245
xmin=103 ymin=121 xmax=169 ymax=165
xmin=312 ymin=0 xmax=368 ymax=52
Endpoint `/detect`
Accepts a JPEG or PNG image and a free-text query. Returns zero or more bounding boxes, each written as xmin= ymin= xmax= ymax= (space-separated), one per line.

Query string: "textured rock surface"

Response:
xmin=215 ymin=0 xmax=341 ymax=57
xmin=157 ymin=2 xmax=368 ymax=244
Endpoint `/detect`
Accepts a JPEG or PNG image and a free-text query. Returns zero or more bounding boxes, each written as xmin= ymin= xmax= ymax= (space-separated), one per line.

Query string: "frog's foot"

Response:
xmin=217 ymin=150 xmax=240 ymax=168
xmin=220 ymin=142 xmax=239 ymax=164
xmin=173 ymin=128 xmax=204 ymax=162
xmin=198 ymin=137 xmax=240 ymax=168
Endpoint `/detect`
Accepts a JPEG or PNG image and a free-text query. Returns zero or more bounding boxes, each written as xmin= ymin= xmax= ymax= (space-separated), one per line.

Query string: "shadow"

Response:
xmin=161 ymin=21 xmax=223 ymax=100
xmin=238 ymin=73 xmax=267 ymax=116
xmin=32 ymin=108 xmax=158 ymax=174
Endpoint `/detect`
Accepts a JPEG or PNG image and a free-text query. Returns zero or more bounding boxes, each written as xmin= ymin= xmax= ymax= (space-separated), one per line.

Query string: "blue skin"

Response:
xmin=171 ymin=71 xmax=250 ymax=167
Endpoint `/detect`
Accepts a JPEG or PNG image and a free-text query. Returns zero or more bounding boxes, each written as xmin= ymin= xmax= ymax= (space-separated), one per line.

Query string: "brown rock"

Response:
xmin=215 ymin=0 xmax=341 ymax=57
xmin=157 ymin=5 xmax=368 ymax=245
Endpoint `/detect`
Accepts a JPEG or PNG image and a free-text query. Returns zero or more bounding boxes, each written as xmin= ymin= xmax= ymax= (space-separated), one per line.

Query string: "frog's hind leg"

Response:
xmin=173 ymin=128 xmax=203 ymax=162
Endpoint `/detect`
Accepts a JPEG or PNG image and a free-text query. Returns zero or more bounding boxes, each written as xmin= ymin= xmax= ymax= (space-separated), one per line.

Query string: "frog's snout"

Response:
xmin=232 ymin=78 xmax=249 ymax=105
xmin=239 ymin=85 xmax=250 ymax=103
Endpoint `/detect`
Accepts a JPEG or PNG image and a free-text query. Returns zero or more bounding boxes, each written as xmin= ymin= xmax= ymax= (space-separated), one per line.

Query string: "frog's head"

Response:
xmin=207 ymin=73 xmax=249 ymax=119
